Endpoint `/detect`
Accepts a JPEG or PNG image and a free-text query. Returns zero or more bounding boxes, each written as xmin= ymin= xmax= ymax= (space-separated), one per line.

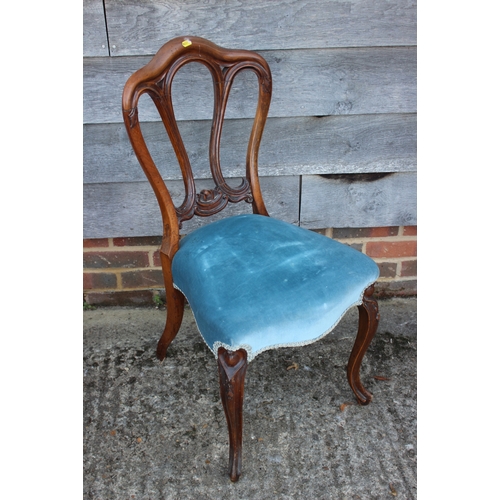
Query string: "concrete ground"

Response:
xmin=83 ymin=298 xmax=417 ymax=499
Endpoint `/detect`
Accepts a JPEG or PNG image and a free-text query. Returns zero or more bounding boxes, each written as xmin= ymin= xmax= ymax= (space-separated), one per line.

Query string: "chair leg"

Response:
xmin=156 ymin=252 xmax=185 ymax=361
xmin=347 ymin=284 xmax=380 ymax=405
xmin=217 ymin=347 xmax=248 ymax=482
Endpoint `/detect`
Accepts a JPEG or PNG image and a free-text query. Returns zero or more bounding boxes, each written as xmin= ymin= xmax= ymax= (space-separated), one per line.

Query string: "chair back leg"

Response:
xmin=346 ymin=284 xmax=380 ymax=405
xmin=156 ymin=252 xmax=185 ymax=361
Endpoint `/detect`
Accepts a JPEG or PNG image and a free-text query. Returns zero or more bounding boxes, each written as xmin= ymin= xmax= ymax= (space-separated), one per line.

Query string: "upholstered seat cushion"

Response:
xmin=172 ymin=214 xmax=379 ymax=361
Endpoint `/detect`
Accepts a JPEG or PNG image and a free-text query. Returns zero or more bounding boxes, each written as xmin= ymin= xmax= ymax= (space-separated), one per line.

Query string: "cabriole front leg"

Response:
xmin=347 ymin=284 xmax=380 ymax=405
xmin=217 ymin=347 xmax=248 ymax=482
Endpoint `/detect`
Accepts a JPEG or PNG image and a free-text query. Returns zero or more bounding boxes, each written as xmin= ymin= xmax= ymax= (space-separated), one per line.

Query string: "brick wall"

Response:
xmin=83 ymin=226 xmax=416 ymax=307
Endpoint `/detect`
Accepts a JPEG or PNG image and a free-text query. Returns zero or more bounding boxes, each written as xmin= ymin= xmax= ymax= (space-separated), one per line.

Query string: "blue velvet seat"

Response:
xmin=173 ymin=214 xmax=379 ymax=362
xmin=122 ymin=36 xmax=382 ymax=482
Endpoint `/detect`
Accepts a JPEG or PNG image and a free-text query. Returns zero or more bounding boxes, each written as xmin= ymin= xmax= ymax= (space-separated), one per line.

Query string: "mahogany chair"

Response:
xmin=122 ymin=36 xmax=380 ymax=482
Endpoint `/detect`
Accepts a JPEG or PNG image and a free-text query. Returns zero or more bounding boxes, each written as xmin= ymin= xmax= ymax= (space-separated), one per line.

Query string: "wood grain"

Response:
xmin=83 ymin=172 xmax=417 ymax=237
xmin=82 ymin=2 xmax=417 ymax=239
xmin=84 ymin=47 xmax=416 ymax=124
xmin=300 ymin=172 xmax=417 ymax=229
xmin=83 ymin=0 xmax=109 ymax=56
xmin=83 ymin=176 xmax=300 ymax=238
xmin=99 ymin=0 xmax=416 ymax=56
xmin=84 ymin=113 xmax=417 ymax=183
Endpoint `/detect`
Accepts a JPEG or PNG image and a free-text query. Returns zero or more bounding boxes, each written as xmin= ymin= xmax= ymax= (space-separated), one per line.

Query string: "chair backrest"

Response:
xmin=122 ymin=36 xmax=272 ymax=259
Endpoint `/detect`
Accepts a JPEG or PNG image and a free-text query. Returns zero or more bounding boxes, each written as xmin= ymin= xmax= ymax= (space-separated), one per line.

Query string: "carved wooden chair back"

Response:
xmin=122 ymin=36 xmax=272 ymax=261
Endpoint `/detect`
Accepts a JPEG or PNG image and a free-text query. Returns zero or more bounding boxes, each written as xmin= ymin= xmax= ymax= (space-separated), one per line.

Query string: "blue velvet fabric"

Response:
xmin=172 ymin=214 xmax=379 ymax=361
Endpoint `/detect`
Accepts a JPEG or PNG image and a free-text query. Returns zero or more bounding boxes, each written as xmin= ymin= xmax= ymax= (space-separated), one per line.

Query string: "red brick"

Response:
xmin=113 ymin=236 xmax=162 ymax=247
xmin=369 ymin=227 xmax=400 ymax=237
xmin=83 ymin=238 xmax=109 ymax=248
xmin=366 ymin=241 xmax=417 ymax=258
xmin=377 ymin=262 xmax=397 ymax=278
xmin=345 ymin=243 xmax=364 ymax=252
xmin=83 ymin=272 xmax=117 ymax=290
xmin=153 ymin=250 xmax=162 ymax=267
xmin=401 ymin=260 xmax=417 ymax=277
xmin=403 ymin=226 xmax=417 ymax=236
xmin=121 ymin=269 xmax=164 ymax=289
xmin=83 ymin=251 xmax=150 ymax=269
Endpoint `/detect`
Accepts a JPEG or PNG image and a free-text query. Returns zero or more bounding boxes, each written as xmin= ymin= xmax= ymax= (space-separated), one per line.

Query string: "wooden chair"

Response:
xmin=122 ymin=36 xmax=380 ymax=482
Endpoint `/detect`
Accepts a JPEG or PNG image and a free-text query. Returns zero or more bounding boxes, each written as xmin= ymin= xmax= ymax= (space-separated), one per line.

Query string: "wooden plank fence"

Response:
xmin=101 ymin=0 xmax=417 ymax=55
xmin=84 ymin=47 xmax=416 ymax=123
xmin=83 ymin=0 xmax=417 ymax=238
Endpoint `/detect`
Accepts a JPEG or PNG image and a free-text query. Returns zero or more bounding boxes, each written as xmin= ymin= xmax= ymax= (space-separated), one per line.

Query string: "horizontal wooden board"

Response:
xmin=83 ymin=0 xmax=109 ymax=56
xmin=83 ymin=46 xmax=416 ymax=124
xmin=300 ymin=172 xmax=417 ymax=228
xmin=84 ymin=176 xmax=300 ymax=238
xmin=84 ymin=113 xmax=417 ymax=183
xmin=99 ymin=0 xmax=416 ymax=57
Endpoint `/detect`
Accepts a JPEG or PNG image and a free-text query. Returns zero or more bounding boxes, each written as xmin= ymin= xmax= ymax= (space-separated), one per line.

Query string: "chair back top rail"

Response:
xmin=122 ymin=36 xmax=272 ymax=257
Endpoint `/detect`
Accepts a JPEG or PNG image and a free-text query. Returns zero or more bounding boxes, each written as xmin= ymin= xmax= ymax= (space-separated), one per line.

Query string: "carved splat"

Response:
xmin=122 ymin=36 xmax=271 ymax=237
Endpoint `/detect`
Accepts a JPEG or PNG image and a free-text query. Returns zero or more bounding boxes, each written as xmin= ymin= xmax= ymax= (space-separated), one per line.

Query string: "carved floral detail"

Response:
xmin=198 ymin=188 xmax=224 ymax=203
xmin=195 ymin=187 xmax=228 ymax=216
